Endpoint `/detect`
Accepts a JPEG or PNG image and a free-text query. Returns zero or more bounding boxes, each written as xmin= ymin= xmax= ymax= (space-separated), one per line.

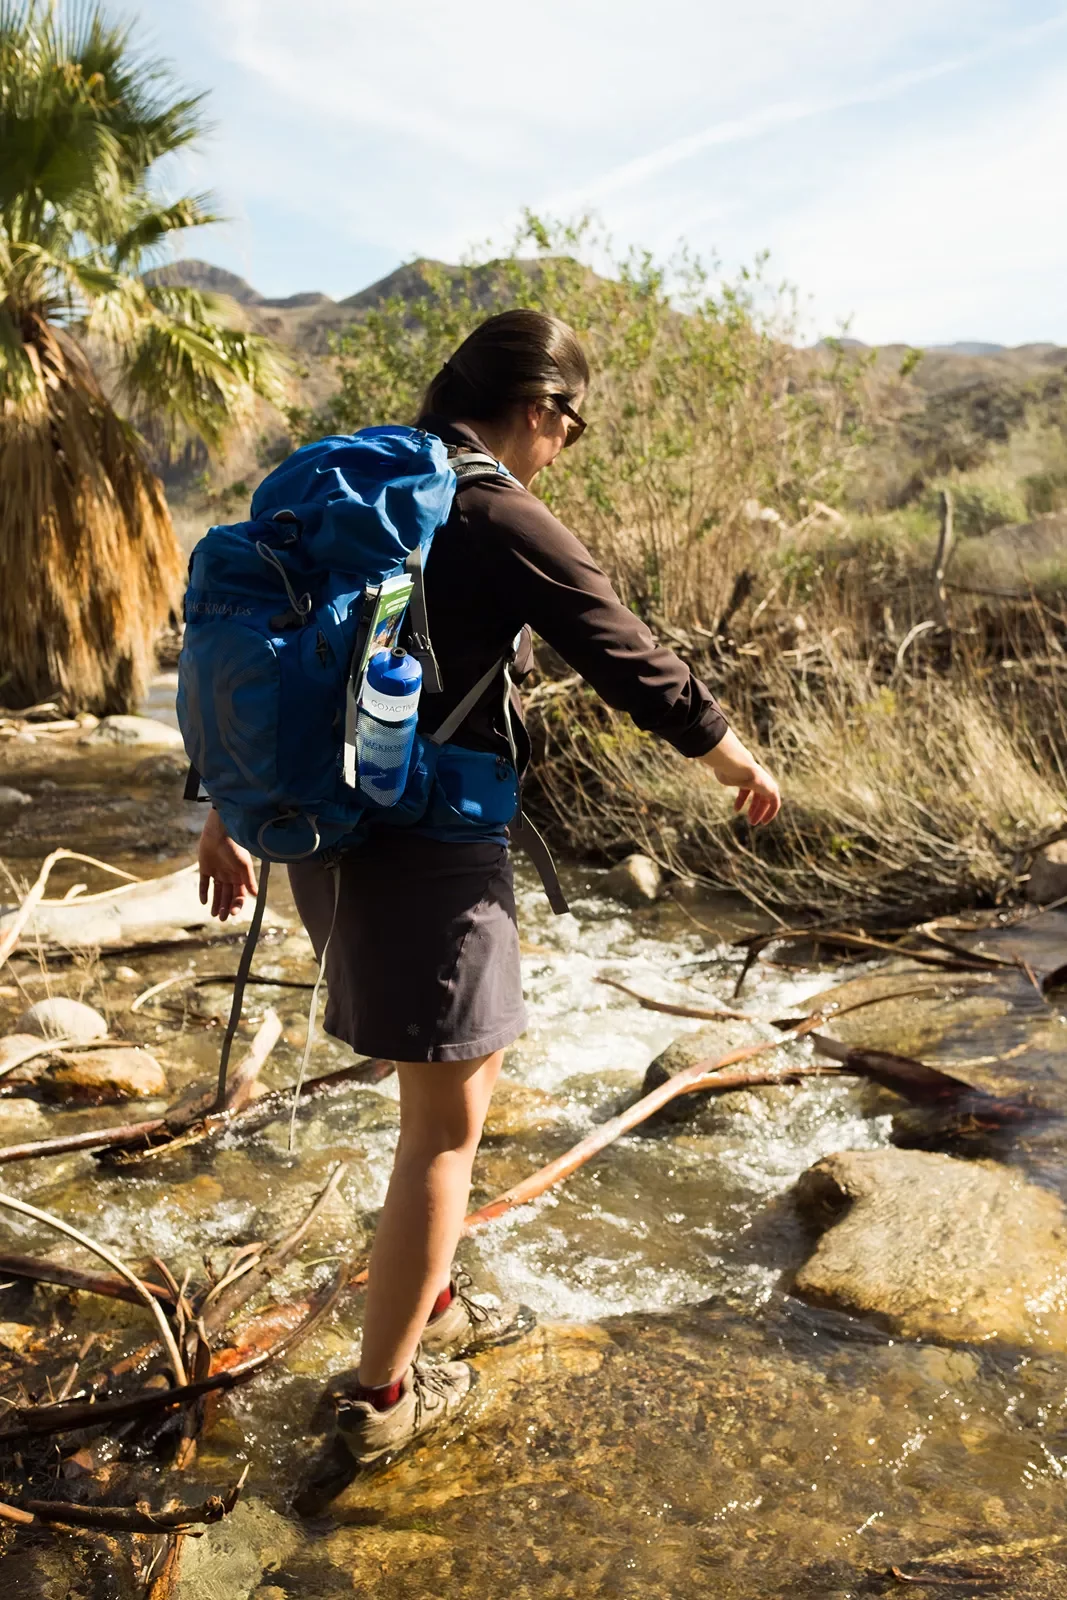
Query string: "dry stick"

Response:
xmin=0 ymin=1116 xmax=167 ymax=1165
xmin=2 ymin=1265 xmax=346 ymax=1441
xmin=0 ymin=1055 xmax=388 ymax=1168
xmin=130 ymin=974 xmax=191 ymax=1013
xmin=596 ymin=976 xmax=751 ymax=1022
xmin=0 ymin=1252 xmax=176 ymax=1307
xmin=3 ymin=1473 xmax=247 ymax=1534
xmin=101 ymin=1054 xmax=392 ymax=1169
xmin=0 ymin=1192 xmax=187 ymax=1385
xmin=0 ymin=849 xmax=141 ymax=967
xmin=461 ymin=1036 xmax=829 ymax=1233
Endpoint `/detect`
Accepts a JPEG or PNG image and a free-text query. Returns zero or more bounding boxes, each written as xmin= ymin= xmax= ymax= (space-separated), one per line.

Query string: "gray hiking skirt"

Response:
xmin=288 ymin=832 xmax=527 ymax=1063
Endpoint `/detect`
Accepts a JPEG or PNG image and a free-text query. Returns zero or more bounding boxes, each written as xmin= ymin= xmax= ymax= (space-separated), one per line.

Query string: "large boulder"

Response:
xmin=15 ymin=997 xmax=108 ymax=1043
xmin=41 ymin=1047 xmax=167 ymax=1104
xmin=81 ymin=714 xmax=184 ymax=748
xmin=1027 ymin=840 xmax=1067 ymax=905
xmin=598 ymin=854 xmax=662 ymax=907
xmin=793 ymin=1148 xmax=1067 ymax=1351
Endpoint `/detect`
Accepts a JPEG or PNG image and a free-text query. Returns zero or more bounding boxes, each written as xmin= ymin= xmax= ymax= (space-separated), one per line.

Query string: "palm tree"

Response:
xmin=0 ymin=1 xmax=287 ymax=713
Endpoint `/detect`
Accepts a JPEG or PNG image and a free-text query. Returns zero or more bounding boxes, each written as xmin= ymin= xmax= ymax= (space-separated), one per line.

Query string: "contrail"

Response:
xmin=546 ymin=11 xmax=1067 ymax=211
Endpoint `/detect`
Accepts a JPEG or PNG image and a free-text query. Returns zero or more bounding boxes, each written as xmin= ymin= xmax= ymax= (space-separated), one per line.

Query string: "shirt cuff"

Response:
xmin=666 ymin=708 xmax=729 ymax=759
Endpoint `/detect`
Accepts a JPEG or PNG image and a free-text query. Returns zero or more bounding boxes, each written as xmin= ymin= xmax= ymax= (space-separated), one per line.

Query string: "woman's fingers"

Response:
xmin=199 ymin=873 xmax=210 ymax=906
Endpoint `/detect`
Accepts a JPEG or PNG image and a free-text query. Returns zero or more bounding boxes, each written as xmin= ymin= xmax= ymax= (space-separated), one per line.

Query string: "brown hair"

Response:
xmin=419 ymin=308 xmax=589 ymax=426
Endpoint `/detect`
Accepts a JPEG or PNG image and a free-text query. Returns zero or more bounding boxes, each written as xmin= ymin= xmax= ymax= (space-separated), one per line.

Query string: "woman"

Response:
xmin=197 ymin=309 xmax=780 ymax=1467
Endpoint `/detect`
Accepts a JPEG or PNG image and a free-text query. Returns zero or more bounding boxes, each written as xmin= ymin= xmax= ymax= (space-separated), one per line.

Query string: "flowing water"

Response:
xmin=2 ymin=717 xmax=1067 ymax=1597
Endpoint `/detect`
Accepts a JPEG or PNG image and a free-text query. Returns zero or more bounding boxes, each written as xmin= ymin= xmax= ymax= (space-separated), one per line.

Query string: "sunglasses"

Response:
xmin=549 ymin=393 xmax=587 ymax=447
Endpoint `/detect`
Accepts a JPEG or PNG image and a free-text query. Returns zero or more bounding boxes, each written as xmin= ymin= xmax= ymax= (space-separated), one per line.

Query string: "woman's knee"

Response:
xmin=396 ymin=1053 xmax=501 ymax=1155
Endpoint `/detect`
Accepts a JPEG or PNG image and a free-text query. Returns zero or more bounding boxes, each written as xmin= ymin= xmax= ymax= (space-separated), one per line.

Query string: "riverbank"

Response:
xmin=2 ymin=719 xmax=1067 ymax=1595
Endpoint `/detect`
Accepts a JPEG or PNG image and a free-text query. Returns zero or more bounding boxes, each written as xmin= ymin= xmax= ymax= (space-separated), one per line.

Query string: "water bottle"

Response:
xmin=355 ymin=648 xmax=422 ymax=806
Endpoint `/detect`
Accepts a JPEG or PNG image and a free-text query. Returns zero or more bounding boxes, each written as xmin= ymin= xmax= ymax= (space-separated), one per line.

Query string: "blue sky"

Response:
xmin=130 ymin=0 xmax=1067 ymax=345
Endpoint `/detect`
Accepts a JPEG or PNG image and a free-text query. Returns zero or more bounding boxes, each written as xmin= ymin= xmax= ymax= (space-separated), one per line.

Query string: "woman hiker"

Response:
xmin=197 ymin=308 xmax=781 ymax=1467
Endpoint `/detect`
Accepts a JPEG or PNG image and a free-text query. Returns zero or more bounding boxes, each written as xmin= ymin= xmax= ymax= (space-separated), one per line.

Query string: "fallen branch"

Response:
xmin=460 ymin=1028 xmax=829 ymax=1232
xmin=0 ymin=849 xmax=141 ymax=967
xmin=0 ymin=1116 xmax=167 ymax=1165
xmin=0 ymin=1191 xmax=186 ymax=1385
xmin=1 ymin=1263 xmax=346 ymax=1441
xmin=0 ymin=1251 xmax=175 ymax=1307
xmin=809 ymin=1033 xmax=1040 ymax=1123
xmin=200 ymin=1162 xmax=347 ymax=1334
xmin=1 ymin=1471 xmax=247 ymax=1533
xmin=596 ymin=976 xmax=750 ymax=1022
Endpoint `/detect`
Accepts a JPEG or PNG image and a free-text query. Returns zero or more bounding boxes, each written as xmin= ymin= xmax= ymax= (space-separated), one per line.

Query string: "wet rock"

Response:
xmin=133 ymin=749 xmax=190 ymax=784
xmin=0 ymin=1321 xmax=38 ymax=1353
xmin=80 ymin=713 xmax=184 ymax=748
xmin=179 ymin=1497 xmax=300 ymax=1600
xmin=0 ymin=785 xmax=31 ymax=811
xmin=41 ymin=1047 xmax=166 ymax=1104
xmin=804 ymin=969 xmax=1012 ymax=1059
xmin=599 ymin=853 xmax=662 ymax=906
xmin=1027 ymin=840 xmax=1067 ymax=905
xmin=482 ymin=1076 xmax=566 ymax=1140
xmin=793 ymin=1148 xmax=1067 ymax=1351
xmin=640 ymin=1016 xmax=781 ymax=1126
xmin=16 ymin=996 xmax=108 ymax=1042
xmin=324 ymin=1527 xmax=452 ymax=1584
xmin=112 ymin=965 xmax=142 ymax=982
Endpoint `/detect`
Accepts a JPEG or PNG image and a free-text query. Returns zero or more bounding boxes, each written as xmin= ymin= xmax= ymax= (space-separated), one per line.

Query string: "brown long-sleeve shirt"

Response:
xmin=414 ymin=417 xmax=729 ymax=765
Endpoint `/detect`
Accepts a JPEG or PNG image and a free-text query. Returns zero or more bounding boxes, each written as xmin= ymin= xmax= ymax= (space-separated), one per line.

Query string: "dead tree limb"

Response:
xmin=0 ymin=1265 xmax=346 ymax=1442
xmin=0 ymin=849 xmax=141 ymax=967
xmin=2 ymin=1472 xmax=247 ymax=1533
xmin=0 ymin=1252 xmax=175 ymax=1306
xmin=932 ymin=486 xmax=955 ymax=631
xmin=0 ymin=1191 xmax=186 ymax=1384
xmin=596 ymin=976 xmax=751 ymax=1021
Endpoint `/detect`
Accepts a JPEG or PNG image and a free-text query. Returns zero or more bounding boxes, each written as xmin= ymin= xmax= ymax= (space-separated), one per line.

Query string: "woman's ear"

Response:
xmin=526 ymin=400 xmax=546 ymax=433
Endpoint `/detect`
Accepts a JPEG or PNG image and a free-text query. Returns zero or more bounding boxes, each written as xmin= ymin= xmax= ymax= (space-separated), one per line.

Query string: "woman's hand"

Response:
xmin=700 ymin=729 xmax=781 ymax=826
xmin=198 ymin=808 xmax=258 ymax=921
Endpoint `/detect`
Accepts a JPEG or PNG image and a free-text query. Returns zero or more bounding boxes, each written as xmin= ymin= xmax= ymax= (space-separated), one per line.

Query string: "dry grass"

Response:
xmin=0 ymin=316 xmax=182 ymax=714
xmin=527 ymin=612 xmax=1066 ymax=920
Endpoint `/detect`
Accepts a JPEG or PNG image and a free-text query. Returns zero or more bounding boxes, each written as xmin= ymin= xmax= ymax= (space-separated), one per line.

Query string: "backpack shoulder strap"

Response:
xmin=405 ymin=450 xmax=508 ymax=694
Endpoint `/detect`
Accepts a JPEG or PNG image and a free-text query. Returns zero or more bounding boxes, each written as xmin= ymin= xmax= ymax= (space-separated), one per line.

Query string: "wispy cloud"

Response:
xmin=547 ymin=10 xmax=1067 ymax=211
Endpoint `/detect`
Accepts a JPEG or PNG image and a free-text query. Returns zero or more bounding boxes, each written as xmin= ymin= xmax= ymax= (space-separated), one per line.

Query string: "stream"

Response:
xmin=2 ymin=703 xmax=1067 ymax=1597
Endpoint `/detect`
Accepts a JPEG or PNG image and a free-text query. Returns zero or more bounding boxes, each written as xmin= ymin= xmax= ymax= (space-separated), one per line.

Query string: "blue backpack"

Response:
xmin=177 ymin=425 xmax=567 ymax=1118
xmin=178 ymin=426 xmax=525 ymax=862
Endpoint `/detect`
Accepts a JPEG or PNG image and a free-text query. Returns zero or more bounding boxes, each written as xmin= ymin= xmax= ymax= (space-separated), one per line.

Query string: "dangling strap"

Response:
xmin=214 ymin=856 xmax=272 ymax=1109
xmin=500 ymin=651 xmax=570 ymax=916
xmin=404 ymin=542 xmax=442 ymax=694
xmin=287 ymin=862 xmax=341 ymax=1151
xmin=428 ymin=656 xmax=507 ymax=746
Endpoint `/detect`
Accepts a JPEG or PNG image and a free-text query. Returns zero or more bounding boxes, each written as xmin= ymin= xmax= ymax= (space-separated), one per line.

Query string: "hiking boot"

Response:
xmin=334 ymin=1354 xmax=472 ymax=1468
xmin=420 ymin=1268 xmax=532 ymax=1360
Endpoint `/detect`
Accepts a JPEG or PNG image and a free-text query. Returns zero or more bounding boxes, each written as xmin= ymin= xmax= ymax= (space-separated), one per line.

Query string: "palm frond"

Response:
xmin=111 ymin=192 xmax=220 ymax=268
xmin=124 ymin=290 xmax=289 ymax=447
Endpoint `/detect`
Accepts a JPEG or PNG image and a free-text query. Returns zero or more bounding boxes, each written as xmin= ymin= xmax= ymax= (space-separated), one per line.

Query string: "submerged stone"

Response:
xmin=482 ymin=1076 xmax=566 ymax=1140
xmin=41 ymin=1046 xmax=167 ymax=1103
xmin=793 ymin=1148 xmax=1067 ymax=1351
xmin=0 ymin=785 xmax=31 ymax=810
xmin=640 ymin=1017 xmax=782 ymax=1127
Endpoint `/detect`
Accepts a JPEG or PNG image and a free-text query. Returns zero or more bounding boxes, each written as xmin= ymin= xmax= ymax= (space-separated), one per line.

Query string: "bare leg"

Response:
xmin=357 ymin=1049 xmax=503 ymax=1387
